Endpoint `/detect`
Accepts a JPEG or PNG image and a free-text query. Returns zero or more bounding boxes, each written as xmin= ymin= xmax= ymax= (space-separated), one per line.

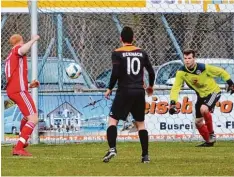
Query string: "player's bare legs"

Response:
xmin=135 ymin=121 xmax=150 ymax=163
xmin=103 ymin=117 xmax=118 ymax=163
xmin=13 ymin=113 xmax=38 ymax=156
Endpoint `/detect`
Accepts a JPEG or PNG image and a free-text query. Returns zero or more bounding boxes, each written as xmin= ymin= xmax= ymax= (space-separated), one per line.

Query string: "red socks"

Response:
xmin=15 ymin=122 xmax=35 ymax=150
xmin=203 ymin=112 xmax=214 ymax=134
xmin=196 ymin=124 xmax=210 ymax=142
xmin=20 ymin=117 xmax=28 ymax=132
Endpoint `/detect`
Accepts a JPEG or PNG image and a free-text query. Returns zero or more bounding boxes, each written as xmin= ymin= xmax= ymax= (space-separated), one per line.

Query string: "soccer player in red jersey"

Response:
xmin=5 ymin=34 xmax=40 ymax=156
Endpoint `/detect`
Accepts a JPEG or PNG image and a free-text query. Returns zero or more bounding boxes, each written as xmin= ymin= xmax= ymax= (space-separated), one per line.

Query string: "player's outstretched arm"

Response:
xmin=206 ymin=64 xmax=234 ymax=94
xmin=19 ymin=35 xmax=40 ymax=56
xmin=206 ymin=64 xmax=232 ymax=82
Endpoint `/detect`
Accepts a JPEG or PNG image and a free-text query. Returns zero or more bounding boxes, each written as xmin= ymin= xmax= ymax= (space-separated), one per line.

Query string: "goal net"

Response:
xmin=1 ymin=0 xmax=234 ymax=144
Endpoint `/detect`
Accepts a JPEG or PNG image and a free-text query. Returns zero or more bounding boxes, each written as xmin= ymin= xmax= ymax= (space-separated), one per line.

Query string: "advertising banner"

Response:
xmin=2 ymin=92 xmax=234 ymax=143
xmin=2 ymin=0 xmax=234 ymax=13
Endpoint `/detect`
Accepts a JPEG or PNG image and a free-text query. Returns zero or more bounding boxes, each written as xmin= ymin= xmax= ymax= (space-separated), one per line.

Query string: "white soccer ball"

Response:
xmin=65 ymin=63 xmax=82 ymax=79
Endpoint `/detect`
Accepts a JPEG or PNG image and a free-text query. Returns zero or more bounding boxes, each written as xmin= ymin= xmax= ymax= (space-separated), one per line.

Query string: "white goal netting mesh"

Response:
xmin=1 ymin=1 xmax=234 ymax=143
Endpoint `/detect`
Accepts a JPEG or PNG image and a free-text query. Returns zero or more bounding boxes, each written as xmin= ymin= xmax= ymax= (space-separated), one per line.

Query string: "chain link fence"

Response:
xmin=1 ymin=13 xmax=234 ymax=90
xmin=1 ymin=9 xmax=234 ymax=143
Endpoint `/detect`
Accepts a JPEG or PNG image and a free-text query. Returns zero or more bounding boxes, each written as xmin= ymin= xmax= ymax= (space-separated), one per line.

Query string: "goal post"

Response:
xmin=30 ymin=0 xmax=39 ymax=144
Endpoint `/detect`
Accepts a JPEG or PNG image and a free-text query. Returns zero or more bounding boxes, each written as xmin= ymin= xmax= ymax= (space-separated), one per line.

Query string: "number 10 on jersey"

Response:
xmin=127 ymin=57 xmax=141 ymax=75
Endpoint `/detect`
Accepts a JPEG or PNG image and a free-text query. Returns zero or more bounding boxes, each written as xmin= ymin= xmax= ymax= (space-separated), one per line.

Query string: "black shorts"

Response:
xmin=195 ymin=92 xmax=221 ymax=118
xmin=110 ymin=88 xmax=145 ymax=122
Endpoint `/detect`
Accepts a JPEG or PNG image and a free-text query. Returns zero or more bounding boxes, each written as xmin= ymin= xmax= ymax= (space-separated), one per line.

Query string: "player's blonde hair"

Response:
xmin=9 ymin=34 xmax=23 ymax=46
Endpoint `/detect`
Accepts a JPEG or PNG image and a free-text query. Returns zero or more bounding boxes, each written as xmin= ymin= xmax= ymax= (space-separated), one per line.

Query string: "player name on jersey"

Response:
xmin=122 ymin=52 xmax=143 ymax=57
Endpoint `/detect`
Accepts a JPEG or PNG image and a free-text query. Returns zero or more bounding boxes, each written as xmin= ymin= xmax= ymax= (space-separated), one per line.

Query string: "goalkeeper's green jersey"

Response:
xmin=170 ymin=63 xmax=231 ymax=102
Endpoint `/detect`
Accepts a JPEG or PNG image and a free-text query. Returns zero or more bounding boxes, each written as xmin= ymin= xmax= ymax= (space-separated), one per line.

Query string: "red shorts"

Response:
xmin=8 ymin=91 xmax=37 ymax=117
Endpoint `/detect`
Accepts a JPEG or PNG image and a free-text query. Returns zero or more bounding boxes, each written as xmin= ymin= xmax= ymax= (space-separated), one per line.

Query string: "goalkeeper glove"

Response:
xmin=169 ymin=100 xmax=178 ymax=115
xmin=227 ymin=80 xmax=234 ymax=95
xmin=227 ymin=84 xmax=234 ymax=95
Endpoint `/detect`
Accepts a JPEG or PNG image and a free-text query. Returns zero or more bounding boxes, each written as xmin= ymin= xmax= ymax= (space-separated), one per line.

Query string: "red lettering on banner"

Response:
xmin=220 ymin=101 xmax=233 ymax=113
xmin=145 ymin=96 xmax=233 ymax=114
xmin=181 ymin=97 xmax=192 ymax=114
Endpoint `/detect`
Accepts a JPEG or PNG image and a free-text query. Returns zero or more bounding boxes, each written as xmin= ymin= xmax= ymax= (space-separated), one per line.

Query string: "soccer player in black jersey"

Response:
xmin=169 ymin=49 xmax=234 ymax=147
xmin=103 ymin=27 xmax=155 ymax=163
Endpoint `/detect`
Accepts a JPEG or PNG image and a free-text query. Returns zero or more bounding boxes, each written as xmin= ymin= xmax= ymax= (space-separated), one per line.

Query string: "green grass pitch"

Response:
xmin=2 ymin=141 xmax=234 ymax=176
